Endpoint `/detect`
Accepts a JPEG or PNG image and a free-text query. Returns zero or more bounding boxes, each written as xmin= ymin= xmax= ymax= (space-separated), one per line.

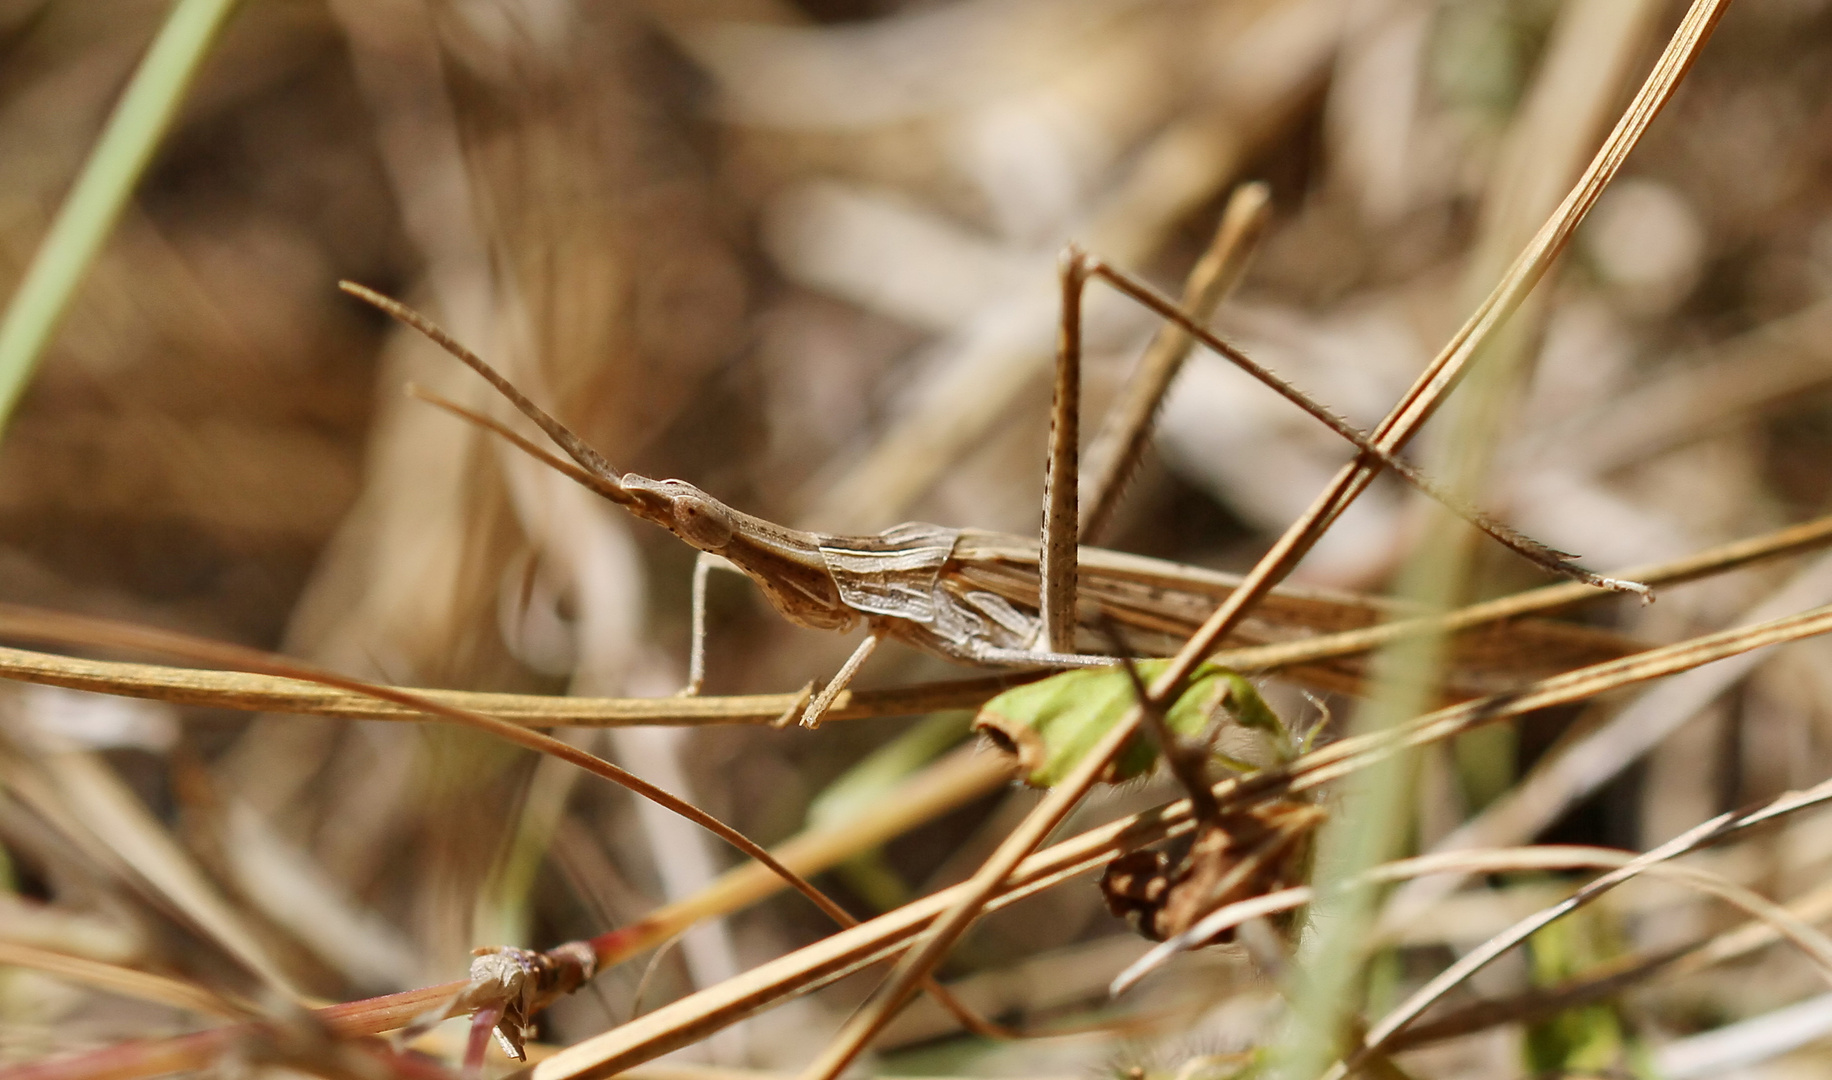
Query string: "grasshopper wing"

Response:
xmin=950 ymin=532 xmax=1641 ymax=701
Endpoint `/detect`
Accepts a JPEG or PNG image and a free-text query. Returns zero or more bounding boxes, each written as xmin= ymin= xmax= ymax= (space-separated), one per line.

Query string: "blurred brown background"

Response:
xmin=5 ymin=0 xmax=1832 ymax=1074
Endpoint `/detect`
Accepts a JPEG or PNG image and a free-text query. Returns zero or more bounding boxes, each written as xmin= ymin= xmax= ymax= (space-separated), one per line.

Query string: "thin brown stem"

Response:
xmin=0 ymin=604 xmax=856 ymax=973
xmin=1348 ymin=775 xmax=1832 ymax=1073
xmin=0 ymin=644 xmax=1017 ymax=725
xmin=0 ymin=608 xmax=1026 ymax=1062
xmin=1079 ymin=181 xmax=1271 ymax=544
xmin=18 ymin=596 xmax=1832 ymax=1080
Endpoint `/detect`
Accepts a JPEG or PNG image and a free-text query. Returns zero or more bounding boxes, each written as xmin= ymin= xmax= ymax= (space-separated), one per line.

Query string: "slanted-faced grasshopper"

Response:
xmin=339 ymin=222 xmax=1640 ymax=726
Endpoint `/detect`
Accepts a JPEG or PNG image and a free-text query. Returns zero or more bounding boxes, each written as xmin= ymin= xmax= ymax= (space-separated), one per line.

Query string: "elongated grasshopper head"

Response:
xmin=614 ymin=473 xmax=860 ymax=634
xmin=610 ymin=475 xmax=737 ymax=551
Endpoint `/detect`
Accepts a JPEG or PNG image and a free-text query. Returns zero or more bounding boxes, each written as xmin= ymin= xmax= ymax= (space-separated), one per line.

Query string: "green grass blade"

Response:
xmin=0 ymin=0 xmax=243 ymax=433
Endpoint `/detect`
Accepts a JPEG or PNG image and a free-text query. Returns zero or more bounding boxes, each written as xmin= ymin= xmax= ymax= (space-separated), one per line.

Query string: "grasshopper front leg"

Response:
xmin=682 ymin=549 xmax=884 ymax=727
xmin=683 ymin=552 xmax=865 ymax=728
xmin=680 ymin=551 xmax=721 ymax=696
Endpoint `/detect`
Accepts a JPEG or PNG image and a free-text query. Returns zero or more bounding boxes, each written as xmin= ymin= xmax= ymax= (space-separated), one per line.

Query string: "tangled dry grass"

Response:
xmin=4 ymin=1 xmax=1832 ymax=1078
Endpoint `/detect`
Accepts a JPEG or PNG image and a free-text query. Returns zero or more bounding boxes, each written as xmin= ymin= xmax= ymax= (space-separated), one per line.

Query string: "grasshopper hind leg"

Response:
xmin=1034 ymin=190 xmax=1273 ymax=660
xmin=1036 ymin=249 xmax=1088 ymax=656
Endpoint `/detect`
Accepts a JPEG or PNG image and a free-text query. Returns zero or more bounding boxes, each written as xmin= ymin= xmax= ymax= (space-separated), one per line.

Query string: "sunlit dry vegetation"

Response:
xmin=3 ymin=1 xmax=1832 ymax=1078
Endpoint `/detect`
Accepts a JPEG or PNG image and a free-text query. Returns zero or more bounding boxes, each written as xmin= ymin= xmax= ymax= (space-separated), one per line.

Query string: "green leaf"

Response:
xmin=974 ymin=661 xmax=1284 ymax=787
xmin=1522 ymin=908 xmax=1636 ymax=1077
xmin=808 ymin=711 xmax=973 ymax=827
xmin=0 ymin=0 xmax=244 ymax=436
xmin=806 ymin=711 xmax=973 ymax=911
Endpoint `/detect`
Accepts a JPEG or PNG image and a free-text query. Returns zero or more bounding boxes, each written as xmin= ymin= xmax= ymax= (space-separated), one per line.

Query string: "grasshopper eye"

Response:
xmin=673 ymin=493 xmax=734 ymax=550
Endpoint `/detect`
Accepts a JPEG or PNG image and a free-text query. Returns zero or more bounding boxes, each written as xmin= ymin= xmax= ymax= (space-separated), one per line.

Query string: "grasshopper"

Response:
xmin=338 ymin=216 xmax=1641 ymax=726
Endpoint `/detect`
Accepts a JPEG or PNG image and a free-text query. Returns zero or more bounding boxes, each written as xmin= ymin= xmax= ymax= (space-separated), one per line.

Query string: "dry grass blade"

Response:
xmin=591 ymin=748 xmax=1014 ymax=969
xmin=0 ymin=941 xmax=251 ymax=1021
xmin=0 ymin=1014 xmax=459 ymax=1080
xmin=1386 ymin=878 xmax=1832 ymax=1053
xmin=1382 ymin=546 xmax=1832 ymax=928
xmin=795 ymin=5 xmax=1732 ymax=1073
xmin=1675 ymin=879 xmax=1832 ymax=978
xmin=622 ymin=1070 xmax=1080 ymax=1080
xmin=0 ymin=751 xmax=1018 ymax=1080
xmin=580 ymin=748 xmax=1031 ymax=1044
xmin=4 ymin=528 xmax=1821 ymax=1076
xmin=1269 ymin=5 xmax=1731 ymax=1065
xmin=31 ymin=592 xmax=1813 ymax=1080
xmin=0 ymin=617 xmax=1066 ymax=1058
xmin=16 ymin=749 xmax=305 ymax=1001
xmin=793 ymin=655 xmax=1161 ymax=1077
xmin=0 ymin=626 xmax=1025 ymax=1076
xmin=0 ymin=981 xmax=482 ymax=1080
xmin=75 ymin=578 xmax=1817 ymax=1076
xmin=1110 ymin=844 xmax=1832 ymax=997
xmin=1345 ymin=0 xmax=1730 ymax=476
xmin=1285 ymin=605 xmax=1832 ymax=796
xmin=1205 ymin=0 xmax=1732 ymax=685
xmin=0 ymin=604 xmax=863 ymax=969
xmin=0 ymin=645 xmax=1011 ymax=725
xmin=525 ymin=601 xmax=1832 ymax=1079
xmin=1655 ymin=993 xmax=1832 ymax=1078
xmin=1078 ymin=181 xmax=1271 ymax=542
xmin=529 ymin=839 xmax=1141 ymax=1079
xmin=1348 ymin=775 xmax=1832 ymax=1071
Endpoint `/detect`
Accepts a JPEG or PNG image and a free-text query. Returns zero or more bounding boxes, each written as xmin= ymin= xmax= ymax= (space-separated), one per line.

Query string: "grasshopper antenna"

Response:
xmin=404 ymin=384 xmax=631 ymax=506
xmin=339 ymin=281 xmax=632 ymax=501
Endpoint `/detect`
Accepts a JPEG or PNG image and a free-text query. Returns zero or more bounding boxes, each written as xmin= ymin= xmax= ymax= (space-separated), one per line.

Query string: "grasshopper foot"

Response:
xmin=773 ymin=679 xmax=816 ymax=729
